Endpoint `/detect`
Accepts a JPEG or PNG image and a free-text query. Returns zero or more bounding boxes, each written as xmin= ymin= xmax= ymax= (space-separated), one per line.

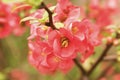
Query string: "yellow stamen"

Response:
xmin=61 ymin=37 xmax=69 ymax=48
xmin=72 ymin=27 xmax=78 ymax=34
xmin=53 ymin=56 xmax=61 ymax=62
xmin=41 ymin=52 xmax=46 ymax=56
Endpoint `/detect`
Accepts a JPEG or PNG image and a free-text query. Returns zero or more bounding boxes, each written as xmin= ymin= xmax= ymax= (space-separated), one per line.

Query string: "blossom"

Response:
xmin=88 ymin=5 xmax=111 ymax=28
xmin=11 ymin=2 xmax=32 ymax=36
xmin=69 ymin=19 xmax=100 ymax=61
xmin=27 ymin=0 xmax=101 ymax=73
xmin=9 ymin=69 xmax=29 ymax=80
xmin=0 ymin=1 xmax=12 ymax=38
xmin=28 ymin=35 xmax=74 ymax=74
xmin=28 ymin=40 xmax=52 ymax=67
xmin=54 ymin=0 xmax=81 ymax=27
xmin=9 ymin=14 xmax=26 ymax=36
xmin=0 ymin=1 xmax=30 ymax=38
xmin=48 ymin=28 xmax=77 ymax=59
xmin=88 ymin=0 xmax=118 ymax=29
xmin=88 ymin=0 xmax=117 ymax=29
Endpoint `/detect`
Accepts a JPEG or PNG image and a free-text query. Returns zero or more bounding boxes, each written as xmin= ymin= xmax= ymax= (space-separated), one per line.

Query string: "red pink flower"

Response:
xmin=27 ymin=0 xmax=100 ymax=73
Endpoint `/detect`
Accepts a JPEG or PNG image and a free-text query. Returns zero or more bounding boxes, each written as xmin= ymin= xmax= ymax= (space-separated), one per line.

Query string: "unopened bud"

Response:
xmin=107 ymin=36 xmax=113 ymax=43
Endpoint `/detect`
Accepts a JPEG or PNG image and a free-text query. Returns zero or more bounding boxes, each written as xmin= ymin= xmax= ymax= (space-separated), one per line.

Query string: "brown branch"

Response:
xmin=80 ymin=75 xmax=89 ymax=80
xmin=104 ymin=55 xmax=117 ymax=61
xmin=73 ymin=58 xmax=87 ymax=75
xmin=87 ymin=33 xmax=120 ymax=75
xmin=87 ymin=43 xmax=113 ymax=75
xmin=40 ymin=2 xmax=56 ymax=30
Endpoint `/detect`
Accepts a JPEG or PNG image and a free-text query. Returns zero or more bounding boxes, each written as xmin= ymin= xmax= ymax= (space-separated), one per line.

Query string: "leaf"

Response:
xmin=55 ymin=22 xmax=64 ymax=29
xmin=12 ymin=4 xmax=31 ymax=13
xmin=49 ymin=6 xmax=56 ymax=11
xmin=38 ymin=11 xmax=48 ymax=23
xmin=20 ymin=16 xmax=36 ymax=23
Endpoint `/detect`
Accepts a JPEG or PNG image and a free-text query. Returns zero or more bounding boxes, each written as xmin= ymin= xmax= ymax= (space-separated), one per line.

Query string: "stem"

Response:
xmin=40 ymin=2 xmax=56 ymax=30
xmin=80 ymin=75 xmax=89 ymax=80
xmin=104 ymin=55 xmax=117 ymax=61
xmin=73 ymin=58 xmax=87 ymax=75
xmin=87 ymin=43 xmax=113 ymax=75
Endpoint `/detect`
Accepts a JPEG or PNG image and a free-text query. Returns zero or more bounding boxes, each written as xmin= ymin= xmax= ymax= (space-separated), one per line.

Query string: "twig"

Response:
xmin=40 ymin=2 xmax=56 ymax=30
xmin=80 ymin=75 xmax=89 ymax=80
xmin=73 ymin=58 xmax=87 ymax=75
xmin=87 ymin=43 xmax=113 ymax=75
xmin=104 ymin=55 xmax=117 ymax=61
xmin=87 ymin=33 xmax=120 ymax=75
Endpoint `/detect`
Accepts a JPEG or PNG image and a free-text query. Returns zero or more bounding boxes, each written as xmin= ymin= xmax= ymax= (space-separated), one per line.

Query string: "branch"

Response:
xmin=87 ymin=43 xmax=113 ymax=75
xmin=40 ymin=2 xmax=56 ymax=30
xmin=104 ymin=55 xmax=117 ymax=61
xmin=73 ymin=58 xmax=87 ymax=75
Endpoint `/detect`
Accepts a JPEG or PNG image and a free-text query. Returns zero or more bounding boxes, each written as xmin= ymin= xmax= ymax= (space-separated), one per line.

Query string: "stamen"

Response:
xmin=72 ymin=26 xmax=78 ymax=34
xmin=61 ymin=37 xmax=69 ymax=48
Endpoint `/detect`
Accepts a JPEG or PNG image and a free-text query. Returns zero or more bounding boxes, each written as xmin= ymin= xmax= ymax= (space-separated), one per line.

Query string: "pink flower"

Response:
xmin=54 ymin=0 xmax=80 ymax=27
xmin=28 ymin=40 xmax=52 ymax=67
xmin=47 ymin=54 xmax=74 ymax=73
xmin=69 ymin=19 xmax=100 ymax=62
xmin=9 ymin=69 xmax=29 ymax=80
xmin=0 ymin=1 xmax=12 ymax=38
xmin=71 ymin=19 xmax=100 ymax=45
xmin=48 ymin=28 xmax=77 ymax=59
xmin=11 ymin=2 xmax=32 ymax=36
xmin=28 ymin=38 xmax=74 ymax=74
xmin=28 ymin=9 xmax=47 ymax=39
xmin=9 ymin=14 xmax=26 ymax=36
xmin=0 ymin=18 xmax=11 ymax=38
xmin=0 ymin=1 xmax=30 ymax=38
xmin=88 ymin=0 xmax=118 ymax=28
xmin=27 ymin=0 xmax=101 ymax=73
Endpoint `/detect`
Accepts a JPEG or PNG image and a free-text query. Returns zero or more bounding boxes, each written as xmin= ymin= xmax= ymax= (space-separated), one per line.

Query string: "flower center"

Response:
xmin=41 ymin=52 xmax=46 ymax=56
xmin=61 ymin=37 xmax=69 ymax=48
xmin=53 ymin=56 xmax=61 ymax=62
xmin=72 ymin=26 xmax=79 ymax=34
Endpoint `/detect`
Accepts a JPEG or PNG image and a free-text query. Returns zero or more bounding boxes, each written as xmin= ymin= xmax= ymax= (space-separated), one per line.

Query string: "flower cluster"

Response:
xmin=28 ymin=0 xmax=100 ymax=74
xmin=0 ymin=1 xmax=31 ymax=38
xmin=88 ymin=0 xmax=118 ymax=29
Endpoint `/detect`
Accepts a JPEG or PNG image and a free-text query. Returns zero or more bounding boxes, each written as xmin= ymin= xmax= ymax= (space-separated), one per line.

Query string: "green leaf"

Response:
xmin=55 ymin=22 xmax=64 ymax=29
xmin=12 ymin=4 xmax=31 ymax=13
xmin=20 ymin=16 xmax=36 ymax=23
xmin=38 ymin=11 xmax=48 ymax=23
